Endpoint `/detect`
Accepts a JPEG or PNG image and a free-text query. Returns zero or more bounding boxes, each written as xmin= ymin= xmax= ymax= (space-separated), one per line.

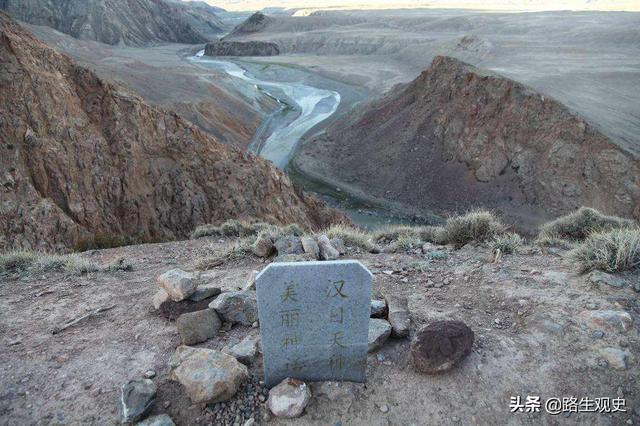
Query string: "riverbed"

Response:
xmin=189 ymin=50 xmax=341 ymax=168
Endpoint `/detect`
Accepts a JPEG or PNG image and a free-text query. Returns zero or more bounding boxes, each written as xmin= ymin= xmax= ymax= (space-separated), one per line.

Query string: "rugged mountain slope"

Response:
xmin=0 ymin=12 xmax=343 ymax=252
xmin=165 ymin=0 xmax=226 ymax=40
xmin=0 ymin=0 xmax=221 ymax=46
xmin=297 ymin=56 xmax=640 ymax=226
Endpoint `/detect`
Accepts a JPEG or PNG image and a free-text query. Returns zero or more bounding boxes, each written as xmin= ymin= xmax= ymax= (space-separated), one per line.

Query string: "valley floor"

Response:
xmin=1 ymin=237 xmax=638 ymax=425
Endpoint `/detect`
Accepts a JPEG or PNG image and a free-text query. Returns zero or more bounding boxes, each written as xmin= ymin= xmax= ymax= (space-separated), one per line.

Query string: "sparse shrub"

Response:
xmin=416 ymin=226 xmax=447 ymax=245
xmin=194 ymin=237 xmax=256 ymax=270
xmin=0 ymin=251 xmax=99 ymax=276
xmin=441 ymin=209 xmax=507 ymax=248
xmin=191 ymin=219 xmax=303 ymax=239
xmin=538 ymin=207 xmax=635 ymax=242
xmin=569 ymin=228 xmax=640 ymax=273
xmin=490 ymin=232 xmax=523 ymax=255
xmin=104 ymin=257 xmax=134 ymax=272
xmin=534 ymin=232 xmax=576 ymax=249
xmin=397 ymin=233 xmax=422 ymax=251
xmin=372 ymin=225 xmax=417 ymax=243
xmin=325 ymin=224 xmax=375 ymax=251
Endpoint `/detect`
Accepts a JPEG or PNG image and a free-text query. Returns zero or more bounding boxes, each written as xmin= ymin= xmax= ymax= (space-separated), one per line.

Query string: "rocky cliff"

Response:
xmin=297 ymin=56 xmax=640 ymax=227
xmin=0 ymin=12 xmax=344 ymax=252
xmin=204 ymin=40 xmax=279 ymax=57
xmin=224 ymin=12 xmax=272 ymax=39
xmin=0 ymin=0 xmax=220 ymax=46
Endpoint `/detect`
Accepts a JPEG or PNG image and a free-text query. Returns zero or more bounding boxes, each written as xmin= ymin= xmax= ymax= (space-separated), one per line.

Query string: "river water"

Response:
xmin=189 ymin=50 xmax=341 ymax=169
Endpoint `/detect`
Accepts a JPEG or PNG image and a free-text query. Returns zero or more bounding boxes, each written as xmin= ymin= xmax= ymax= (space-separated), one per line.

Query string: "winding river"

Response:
xmin=189 ymin=50 xmax=341 ymax=169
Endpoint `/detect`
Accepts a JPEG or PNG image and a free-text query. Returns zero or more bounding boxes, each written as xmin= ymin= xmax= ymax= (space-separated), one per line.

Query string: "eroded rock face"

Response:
xmin=410 ymin=320 xmax=474 ymax=374
xmin=0 ymin=0 xmax=220 ymax=46
xmin=204 ymin=41 xmax=280 ymax=57
xmin=0 ymin=13 xmax=345 ymax=252
xmin=300 ymin=55 xmax=640 ymax=228
xmin=170 ymin=346 xmax=248 ymax=404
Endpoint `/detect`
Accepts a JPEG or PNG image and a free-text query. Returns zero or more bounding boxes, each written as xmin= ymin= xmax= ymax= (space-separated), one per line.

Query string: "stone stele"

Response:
xmin=256 ymin=260 xmax=372 ymax=387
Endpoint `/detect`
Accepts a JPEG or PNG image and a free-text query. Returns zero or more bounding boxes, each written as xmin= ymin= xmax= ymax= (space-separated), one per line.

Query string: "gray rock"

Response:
xmin=591 ymin=330 xmax=605 ymax=339
xmin=410 ymin=321 xmax=474 ymax=374
xmin=188 ymin=285 xmax=221 ymax=302
xmin=635 ymin=280 xmax=640 ymax=292
xmin=589 ymin=271 xmax=627 ymax=288
xmin=368 ymin=319 xmax=392 ymax=352
xmin=317 ymin=234 xmax=339 ymax=260
xmin=426 ymin=250 xmax=448 ymax=261
xmin=599 ymin=347 xmax=628 ymax=370
xmin=274 ymin=253 xmax=318 ymax=263
xmin=136 ymin=414 xmax=175 ymax=426
xmin=153 ymin=290 xmax=217 ymax=321
xmin=118 ymin=379 xmax=156 ymax=423
xmin=157 ymin=269 xmax=197 ymax=302
xmin=370 ymin=299 xmax=387 ymax=318
xmin=176 ymin=308 xmax=221 ymax=345
xmin=386 ymin=296 xmax=410 ymax=337
xmin=301 ymin=236 xmax=320 ymax=259
xmin=226 ymin=335 xmax=259 ymax=365
xmin=267 ymin=378 xmax=311 ymax=418
xmin=274 ymin=236 xmax=304 ymax=256
xmin=170 ymin=346 xmax=248 ymax=404
xmin=252 ymin=235 xmax=274 ymax=257
xmin=152 ymin=289 xmax=170 ymax=310
xmin=330 ymin=238 xmax=346 ymax=255
xmin=209 ymin=291 xmax=258 ymax=326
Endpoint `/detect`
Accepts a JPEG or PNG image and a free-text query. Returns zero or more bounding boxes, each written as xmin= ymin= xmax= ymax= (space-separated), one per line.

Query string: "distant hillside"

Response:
xmin=296 ymin=56 xmax=640 ymax=227
xmin=0 ymin=12 xmax=343 ymax=251
xmin=0 ymin=0 xmax=223 ymax=46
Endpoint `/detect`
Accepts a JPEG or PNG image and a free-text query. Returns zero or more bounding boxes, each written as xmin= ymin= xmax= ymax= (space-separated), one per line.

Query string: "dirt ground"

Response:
xmin=1 ymin=237 xmax=638 ymax=425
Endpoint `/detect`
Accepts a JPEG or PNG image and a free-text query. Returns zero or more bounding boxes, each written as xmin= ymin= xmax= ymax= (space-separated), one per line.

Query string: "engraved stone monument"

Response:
xmin=256 ymin=260 xmax=372 ymax=387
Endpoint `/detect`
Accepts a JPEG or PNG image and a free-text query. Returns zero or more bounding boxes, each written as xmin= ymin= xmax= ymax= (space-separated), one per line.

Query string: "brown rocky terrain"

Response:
xmin=0 ymin=12 xmax=344 ymax=252
xmin=0 ymin=0 xmax=222 ymax=46
xmin=296 ymin=56 xmax=640 ymax=229
xmin=1 ymin=226 xmax=638 ymax=424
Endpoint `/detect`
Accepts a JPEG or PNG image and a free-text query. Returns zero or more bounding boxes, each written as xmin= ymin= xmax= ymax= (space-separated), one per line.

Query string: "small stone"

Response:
xmin=274 ymin=236 xmax=304 ymax=256
xmin=144 ymin=370 xmax=156 ymax=379
xmin=188 ymin=285 xmax=221 ymax=302
xmin=163 ymin=401 xmax=171 ymax=409
xmin=301 ymin=237 xmax=320 ymax=259
xmin=118 ymin=379 xmax=156 ymax=423
xmin=176 ymin=308 xmax=222 ymax=345
xmin=209 ymin=291 xmax=258 ymax=326
xmin=157 ymin=269 xmax=197 ymax=302
xmin=382 ymin=270 xmax=394 ymax=276
xmin=317 ymin=235 xmax=340 ymax=260
xmin=170 ymin=346 xmax=248 ymax=404
xmin=368 ymin=319 xmax=392 ymax=352
xmin=599 ymin=347 xmax=628 ymax=370
xmin=591 ymin=330 xmax=605 ymax=339
xmin=267 ymin=378 xmax=311 ymax=419
xmin=589 ymin=271 xmax=627 ymax=288
xmin=330 ymin=238 xmax=346 ymax=255
xmin=370 ymin=299 xmax=387 ymax=318
xmin=152 ymin=290 xmax=170 ymax=310
xmin=136 ymin=414 xmax=176 ymax=426
xmin=252 ymin=235 xmax=275 ymax=257
xmin=410 ymin=320 xmax=474 ymax=374
xmin=226 ymin=335 xmax=259 ymax=365
xmin=386 ymin=296 xmax=410 ymax=338
xmin=379 ymin=404 xmax=389 ymax=413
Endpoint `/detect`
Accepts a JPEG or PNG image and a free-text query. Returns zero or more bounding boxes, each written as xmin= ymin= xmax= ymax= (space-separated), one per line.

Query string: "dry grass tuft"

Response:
xmin=0 ymin=251 xmax=100 ymax=276
xmin=325 ymin=224 xmax=375 ymax=251
xmin=538 ymin=207 xmax=635 ymax=242
xmin=441 ymin=209 xmax=507 ymax=248
xmin=569 ymin=228 xmax=640 ymax=273
xmin=490 ymin=232 xmax=523 ymax=255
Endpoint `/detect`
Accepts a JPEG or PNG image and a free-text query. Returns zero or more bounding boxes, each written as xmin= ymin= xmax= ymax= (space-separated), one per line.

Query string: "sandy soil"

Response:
xmin=1 ymin=237 xmax=638 ymax=425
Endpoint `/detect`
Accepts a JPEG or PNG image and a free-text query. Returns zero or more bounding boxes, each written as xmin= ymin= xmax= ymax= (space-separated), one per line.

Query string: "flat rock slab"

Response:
xmin=256 ymin=260 xmax=372 ymax=387
xmin=209 ymin=291 xmax=258 ymax=326
xmin=410 ymin=320 xmax=474 ymax=374
xmin=368 ymin=319 xmax=392 ymax=352
xmin=153 ymin=290 xmax=216 ymax=321
xmin=188 ymin=285 xmax=221 ymax=302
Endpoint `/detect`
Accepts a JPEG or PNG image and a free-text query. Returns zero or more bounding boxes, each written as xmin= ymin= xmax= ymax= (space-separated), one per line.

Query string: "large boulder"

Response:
xmin=118 ymin=378 xmax=156 ymax=423
xmin=274 ymin=236 xmax=304 ymax=256
xmin=410 ymin=320 xmax=474 ymax=374
xmin=301 ymin=236 xmax=320 ymax=259
xmin=157 ymin=269 xmax=197 ymax=302
xmin=368 ymin=319 xmax=392 ymax=352
xmin=170 ymin=346 xmax=248 ymax=404
xmin=252 ymin=235 xmax=275 ymax=257
xmin=176 ymin=308 xmax=222 ymax=345
xmin=152 ymin=289 xmax=216 ymax=321
xmin=267 ymin=378 xmax=311 ymax=418
xmin=209 ymin=291 xmax=258 ymax=326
